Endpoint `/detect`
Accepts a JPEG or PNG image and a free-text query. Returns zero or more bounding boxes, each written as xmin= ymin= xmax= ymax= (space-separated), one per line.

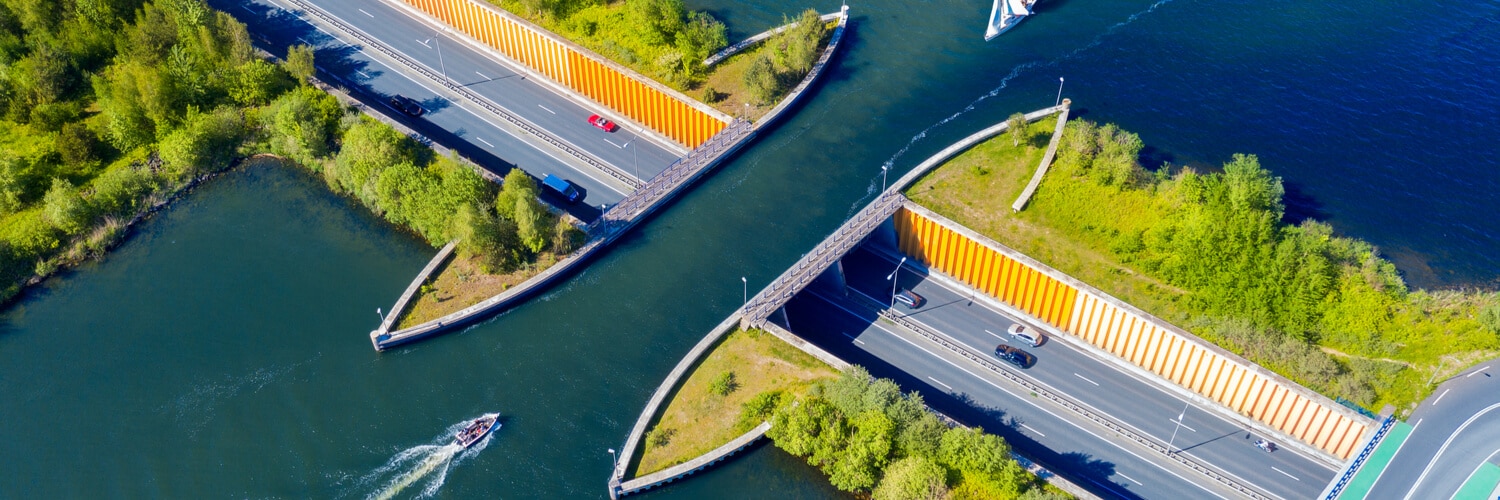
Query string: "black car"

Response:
xmin=894 ymin=289 xmax=925 ymax=309
xmin=994 ymin=344 xmax=1036 ymax=368
xmin=389 ymin=94 xmax=424 ymax=117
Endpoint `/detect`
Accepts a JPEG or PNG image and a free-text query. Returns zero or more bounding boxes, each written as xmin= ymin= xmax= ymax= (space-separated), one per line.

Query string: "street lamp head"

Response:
xmin=899 ymin=257 xmax=907 ymax=264
xmin=608 ymin=448 xmax=616 ymax=453
xmin=741 ymin=277 xmax=747 ymax=283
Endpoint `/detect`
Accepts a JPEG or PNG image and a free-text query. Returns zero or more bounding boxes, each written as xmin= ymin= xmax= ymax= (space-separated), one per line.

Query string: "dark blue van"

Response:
xmin=541 ymin=174 xmax=582 ymax=204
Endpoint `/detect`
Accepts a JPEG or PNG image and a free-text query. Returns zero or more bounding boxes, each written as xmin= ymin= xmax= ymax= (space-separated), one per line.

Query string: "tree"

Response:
xmin=42 ymin=178 xmax=92 ymax=235
xmin=90 ymin=165 xmax=156 ymax=217
xmin=743 ymin=53 xmax=778 ymax=105
xmin=937 ymin=427 xmax=1024 ymax=498
xmin=767 ymin=396 xmax=846 ymax=459
xmin=873 ymin=456 xmax=950 ymax=500
xmin=0 ymin=154 xmax=29 ymax=215
xmin=494 ymin=168 xmax=538 ymax=222
xmin=513 ymin=193 xmax=550 ymax=254
xmin=56 ymin=122 xmax=103 ymax=171
xmin=675 ymin=12 xmax=726 ymax=78
xmin=779 ymin=9 xmax=825 ymax=76
xmin=1007 ymin=112 xmax=1028 ymax=147
xmin=267 ymin=85 xmax=342 ymax=162
xmin=284 ymin=44 xmax=316 ymax=85
xmin=450 ymin=202 xmax=513 ymax=273
xmin=626 ymin=0 xmax=685 ymax=46
xmin=230 ymin=59 xmax=282 ymax=106
xmin=333 ymin=117 xmax=418 ymax=208
xmin=826 ymin=409 xmax=895 ymax=492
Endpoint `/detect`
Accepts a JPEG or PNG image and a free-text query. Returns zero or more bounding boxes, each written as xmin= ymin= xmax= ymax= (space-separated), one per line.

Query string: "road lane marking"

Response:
xmin=985 ymin=329 xmax=1004 ymax=340
xmin=1169 ymin=418 xmax=1197 ymax=433
xmin=1074 ymin=373 xmax=1100 ymax=386
xmin=603 ymin=138 xmax=624 ymax=148
xmin=927 ymin=377 xmax=954 ymax=391
xmin=1414 ymin=418 xmax=1422 ymax=428
xmin=802 ymin=295 xmax=1230 ymax=500
xmin=1435 ymin=389 xmax=1451 ymax=405
xmin=356 ymin=70 xmax=372 ymax=78
xmin=240 ymin=5 xmax=256 ymax=13
xmin=475 ymin=70 xmax=490 ymax=80
xmin=1020 ymin=423 xmax=1046 ymax=437
xmin=476 ymin=137 xmax=494 ymax=148
xmin=1455 ymin=449 xmax=1500 ymax=499
xmin=416 ymin=38 xmax=431 ymax=47
xmin=840 ymin=332 xmax=865 ymax=345
xmin=358 ymin=8 xmax=374 ymax=17
xmin=1116 ymin=472 xmax=1143 ymax=485
xmin=1271 ymin=467 xmax=1300 ymax=481
xmin=1402 ymin=401 xmax=1500 ymax=500
xmin=1469 ymin=365 xmax=1490 ymax=377
xmin=538 ymin=104 xmax=556 ymax=114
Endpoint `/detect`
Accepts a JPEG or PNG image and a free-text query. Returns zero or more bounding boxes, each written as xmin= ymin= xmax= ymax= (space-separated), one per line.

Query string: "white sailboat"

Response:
xmin=985 ymin=0 xmax=1036 ymax=40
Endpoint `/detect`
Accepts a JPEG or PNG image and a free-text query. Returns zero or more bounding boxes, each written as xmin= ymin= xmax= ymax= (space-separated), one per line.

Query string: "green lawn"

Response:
xmin=634 ymin=328 xmax=838 ymax=476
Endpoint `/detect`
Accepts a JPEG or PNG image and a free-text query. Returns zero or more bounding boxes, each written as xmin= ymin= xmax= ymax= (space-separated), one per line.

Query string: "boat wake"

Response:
xmin=356 ymin=419 xmax=496 ymax=500
xmin=853 ymin=0 xmax=1179 ymax=216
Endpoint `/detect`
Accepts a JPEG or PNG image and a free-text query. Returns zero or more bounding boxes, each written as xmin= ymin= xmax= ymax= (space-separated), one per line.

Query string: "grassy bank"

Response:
xmin=906 ymin=117 xmax=1500 ymax=414
xmin=635 ymin=328 xmax=838 ymax=475
xmin=394 ymin=250 xmax=563 ymax=329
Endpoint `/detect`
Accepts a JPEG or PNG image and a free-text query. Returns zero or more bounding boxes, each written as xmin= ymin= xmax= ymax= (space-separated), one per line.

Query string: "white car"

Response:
xmin=1006 ymin=323 xmax=1044 ymax=347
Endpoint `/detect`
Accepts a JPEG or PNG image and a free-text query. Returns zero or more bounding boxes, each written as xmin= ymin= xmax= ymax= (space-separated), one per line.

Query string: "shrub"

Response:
xmin=42 ymin=178 xmax=92 ymax=235
xmin=708 ymin=371 xmax=738 ymax=396
xmin=647 ymin=425 xmax=675 ymax=448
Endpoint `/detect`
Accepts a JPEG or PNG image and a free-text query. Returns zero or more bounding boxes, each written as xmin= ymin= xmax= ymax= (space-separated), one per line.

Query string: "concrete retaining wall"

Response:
xmin=894 ymin=201 xmax=1373 ymax=462
xmin=703 ymin=12 xmax=845 ymax=67
xmin=1012 ymin=100 xmax=1070 ymax=212
xmin=374 ymin=240 xmax=458 ymax=340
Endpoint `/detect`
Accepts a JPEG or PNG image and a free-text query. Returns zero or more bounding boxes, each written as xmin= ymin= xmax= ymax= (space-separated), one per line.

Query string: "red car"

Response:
xmin=588 ymin=114 xmax=618 ymax=132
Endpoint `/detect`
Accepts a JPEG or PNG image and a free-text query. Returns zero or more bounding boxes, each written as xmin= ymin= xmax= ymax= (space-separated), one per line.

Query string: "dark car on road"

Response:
xmin=994 ymin=344 xmax=1036 ymax=368
xmin=389 ymin=95 xmax=424 ymax=117
xmin=894 ymin=289 xmax=925 ymax=309
xmin=541 ymin=174 xmax=583 ymax=204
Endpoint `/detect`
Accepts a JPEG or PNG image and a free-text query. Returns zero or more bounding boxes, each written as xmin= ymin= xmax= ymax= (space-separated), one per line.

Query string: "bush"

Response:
xmin=42 ymin=178 xmax=92 ymax=235
xmin=873 ymin=456 xmax=949 ymax=500
xmin=708 ymin=371 xmax=738 ymax=396
xmin=738 ymin=390 xmax=786 ymax=428
xmin=647 ymin=425 xmax=675 ymax=448
xmin=1481 ymin=299 xmax=1500 ymax=335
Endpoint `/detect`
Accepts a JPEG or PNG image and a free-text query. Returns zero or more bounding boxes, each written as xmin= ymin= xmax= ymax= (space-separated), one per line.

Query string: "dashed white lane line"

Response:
xmin=241 ymin=5 xmax=256 ymax=13
xmin=538 ymin=104 xmax=556 ymax=114
xmin=1469 ymin=365 xmax=1490 ymax=377
xmin=1074 ymin=373 xmax=1100 ymax=386
xmin=928 ymin=377 xmax=954 ymax=391
xmin=1117 ymin=472 xmax=1143 ymax=485
xmin=356 ymin=70 xmax=372 ymax=79
xmin=807 ymin=295 xmax=1227 ymax=500
xmin=475 ymin=70 xmax=490 ymax=80
xmin=416 ymin=38 xmax=431 ymax=47
xmin=1271 ymin=467 xmax=1300 ymax=481
xmin=985 ymin=329 xmax=1004 ymax=340
xmin=476 ymin=137 xmax=494 ymax=148
xmin=1020 ymin=423 xmax=1046 ymax=437
xmin=1435 ymin=389 xmax=1451 ymax=405
xmin=603 ymin=138 xmax=624 ymax=148
xmin=840 ymin=332 xmax=865 ymax=345
xmin=358 ymin=8 xmax=374 ymax=17
xmin=1170 ymin=418 xmax=1197 ymax=433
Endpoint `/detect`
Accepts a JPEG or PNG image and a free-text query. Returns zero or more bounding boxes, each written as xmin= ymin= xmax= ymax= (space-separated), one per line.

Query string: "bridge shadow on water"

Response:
xmin=777 ymin=293 xmax=1143 ymax=500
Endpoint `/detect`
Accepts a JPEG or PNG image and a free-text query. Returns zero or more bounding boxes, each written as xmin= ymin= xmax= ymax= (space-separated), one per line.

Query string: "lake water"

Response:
xmin=1 ymin=0 xmax=1496 ymax=498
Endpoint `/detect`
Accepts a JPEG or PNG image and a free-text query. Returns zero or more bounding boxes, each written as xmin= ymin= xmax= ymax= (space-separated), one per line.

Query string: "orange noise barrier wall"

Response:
xmin=893 ymin=206 xmax=1370 ymax=459
xmin=397 ymin=0 xmax=728 ymax=148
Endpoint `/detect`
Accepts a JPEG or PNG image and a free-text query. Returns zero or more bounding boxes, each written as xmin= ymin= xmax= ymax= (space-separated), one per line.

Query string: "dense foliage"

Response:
xmin=753 ymin=367 xmax=1058 ymax=499
xmin=741 ymin=9 xmax=827 ymax=105
xmin=496 ymin=0 xmax=727 ymax=88
xmin=1027 ymin=119 xmax=1500 ymax=410
xmin=0 ymin=0 xmax=576 ymax=303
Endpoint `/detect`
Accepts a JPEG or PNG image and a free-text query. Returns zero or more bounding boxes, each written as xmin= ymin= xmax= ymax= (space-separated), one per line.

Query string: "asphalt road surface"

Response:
xmin=1365 ymin=362 xmax=1500 ymax=499
xmin=216 ymin=0 xmax=686 ymax=214
xmin=779 ymin=245 xmax=1339 ymax=499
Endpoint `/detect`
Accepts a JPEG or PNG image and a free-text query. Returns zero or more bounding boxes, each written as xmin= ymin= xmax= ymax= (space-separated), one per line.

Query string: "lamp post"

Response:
xmin=741 ymin=277 xmax=748 ymax=307
xmin=881 ymin=165 xmax=889 ymax=193
xmin=885 ymin=257 xmax=907 ymax=308
xmin=1167 ymin=402 xmax=1189 ymax=454
xmin=607 ymin=448 xmax=618 ymax=474
xmin=1055 ymin=77 xmax=1065 ymax=106
xmin=425 ymin=34 xmax=448 ymax=82
xmin=623 ymin=135 xmax=640 ymax=181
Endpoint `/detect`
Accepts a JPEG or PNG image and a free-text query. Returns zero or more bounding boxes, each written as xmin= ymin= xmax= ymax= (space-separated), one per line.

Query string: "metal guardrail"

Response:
xmin=1322 ymin=415 xmax=1396 ymax=500
xmin=866 ymin=305 xmax=1271 ymax=500
xmin=285 ymin=0 xmax=644 ymax=190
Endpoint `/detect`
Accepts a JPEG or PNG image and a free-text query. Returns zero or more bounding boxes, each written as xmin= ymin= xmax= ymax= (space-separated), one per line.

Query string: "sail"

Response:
xmin=985 ymin=0 xmax=1005 ymax=40
xmin=1007 ymin=0 xmax=1031 ymax=16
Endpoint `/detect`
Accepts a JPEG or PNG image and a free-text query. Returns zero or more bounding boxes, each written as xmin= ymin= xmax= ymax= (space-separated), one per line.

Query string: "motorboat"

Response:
xmin=985 ymin=0 xmax=1037 ymax=40
xmin=454 ymin=413 xmax=499 ymax=449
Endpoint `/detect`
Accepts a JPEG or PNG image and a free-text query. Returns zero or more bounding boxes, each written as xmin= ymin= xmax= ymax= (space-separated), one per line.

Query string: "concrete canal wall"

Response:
xmin=372 ymin=9 xmax=852 ymax=351
xmin=893 ymin=202 xmax=1374 ymax=462
xmin=387 ymin=0 xmax=730 ymax=148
